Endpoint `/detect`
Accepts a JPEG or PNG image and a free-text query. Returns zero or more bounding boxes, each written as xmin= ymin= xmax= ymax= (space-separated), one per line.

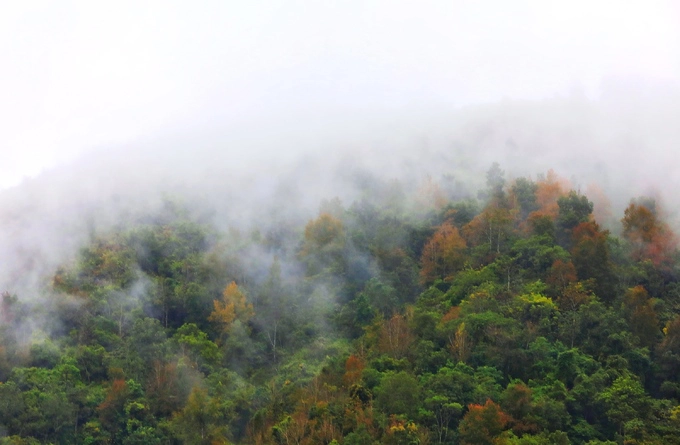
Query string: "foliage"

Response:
xmin=1 ymin=166 xmax=680 ymax=444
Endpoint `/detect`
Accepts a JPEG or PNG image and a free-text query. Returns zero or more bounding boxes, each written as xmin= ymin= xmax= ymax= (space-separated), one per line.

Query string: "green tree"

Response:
xmin=170 ymin=386 xmax=228 ymax=444
xmin=374 ymin=371 xmax=422 ymax=419
xmin=557 ymin=191 xmax=593 ymax=236
xmin=596 ymin=373 xmax=653 ymax=438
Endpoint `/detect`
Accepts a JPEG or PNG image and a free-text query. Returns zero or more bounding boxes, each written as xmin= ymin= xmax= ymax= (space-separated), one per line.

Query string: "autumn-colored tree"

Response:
xmin=570 ymin=221 xmax=616 ymax=302
xmin=501 ymin=382 xmax=538 ymax=435
xmin=533 ymin=170 xmax=569 ymax=220
xmin=421 ymin=221 xmax=467 ymax=284
xmin=556 ymin=281 xmax=592 ymax=312
xmin=146 ymin=361 xmax=183 ymax=416
xmin=416 ymin=175 xmax=448 ymax=211
xmin=300 ymin=212 xmax=346 ymax=277
xmin=343 ymin=354 xmax=366 ymax=387
xmin=623 ymin=286 xmax=659 ymax=349
xmin=377 ymin=312 xmax=414 ymax=359
xmin=657 ymin=315 xmax=680 ymax=383
xmin=546 ymin=259 xmax=577 ymax=294
xmin=438 ymin=306 xmax=471 ymax=363
xmin=450 ymin=322 xmax=471 ymax=363
xmin=97 ymin=379 xmax=131 ymax=441
xmin=463 ymin=202 xmax=515 ymax=258
xmin=208 ymin=281 xmax=254 ymax=337
xmin=660 ymin=315 xmax=680 ymax=354
xmin=272 ymin=410 xmax=310 ymax=445
xmin=301 ymin=213 xmax=345 ymax=253
xmin=622 ymin=200 xmax=677 ymax=267
xmin=458 ymin=399 xmax=509 ymax=445
xmin=586 ymin=182 xmax=613 ymax=227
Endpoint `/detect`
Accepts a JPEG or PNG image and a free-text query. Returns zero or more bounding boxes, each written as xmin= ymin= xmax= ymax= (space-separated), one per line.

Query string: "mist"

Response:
xmin=0 ymin=1 xmax=679 ymax=330
xmin=3 ymin=4 xmax=680 ymax=443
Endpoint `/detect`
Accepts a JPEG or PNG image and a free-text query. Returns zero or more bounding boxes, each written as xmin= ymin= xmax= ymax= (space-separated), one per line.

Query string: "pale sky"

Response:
xmin=1 ymin=0 xmax=679 ymax=189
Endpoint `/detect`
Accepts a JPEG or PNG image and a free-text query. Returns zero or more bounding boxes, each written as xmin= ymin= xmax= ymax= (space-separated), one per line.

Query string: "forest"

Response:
xmin=1 ymin=161 xmax=680 ymax=445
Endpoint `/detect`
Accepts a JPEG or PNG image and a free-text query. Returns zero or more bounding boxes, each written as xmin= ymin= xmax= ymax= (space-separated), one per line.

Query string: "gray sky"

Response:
xmin=1 ymin=0 xmax=679 ymax=189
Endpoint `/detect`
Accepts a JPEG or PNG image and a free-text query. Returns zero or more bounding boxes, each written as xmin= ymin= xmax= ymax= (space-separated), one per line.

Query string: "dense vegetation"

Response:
xmin=1 ymin=164 xmax=680 ymax=445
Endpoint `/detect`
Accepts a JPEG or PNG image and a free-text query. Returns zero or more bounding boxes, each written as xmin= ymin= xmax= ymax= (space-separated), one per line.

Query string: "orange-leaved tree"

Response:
xmin=421 ymin=221 xmax=467 ymax=284
xmin=458 ymin=399 xmax=509 ymax=445
xmin=622 ymin=199 xmax=677 ymax=267
xmin=463 ymin=204 xmax=514 ymax=257
xmin=623 ymin=285 xmax=659 ymax=349
xmin=586 ymin=182 xmax=613 ymax=227
xmin=533 ymin=169 xmax=569 ymax=220
xmin=208 ymin=281 xmax=254 ymax=337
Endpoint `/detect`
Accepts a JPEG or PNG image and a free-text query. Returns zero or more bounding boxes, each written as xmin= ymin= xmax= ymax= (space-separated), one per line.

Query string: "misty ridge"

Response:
xmin=5 ymin=2 xmax=680 ymax=442
xmin=1 ymin=79 xmax=678 ymax=303
xmin=3 ymin=73 xmax=680 ymax=443
xmin=0 ymin=82 xmax=674 ymax=355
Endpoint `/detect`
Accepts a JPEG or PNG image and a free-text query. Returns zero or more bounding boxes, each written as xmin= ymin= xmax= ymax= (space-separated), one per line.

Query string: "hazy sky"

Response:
xmin=1 ymin=0 xmax=679 ymax=189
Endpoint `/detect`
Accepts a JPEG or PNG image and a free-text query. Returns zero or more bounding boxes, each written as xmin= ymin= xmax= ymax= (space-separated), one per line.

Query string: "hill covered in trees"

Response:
xmin=1 ymin=159 xmax=680 ymax=445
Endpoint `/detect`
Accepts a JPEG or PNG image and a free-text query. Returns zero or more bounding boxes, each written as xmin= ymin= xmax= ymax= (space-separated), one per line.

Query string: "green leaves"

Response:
xmin=173 ymin=323 xmax=221 ymax=372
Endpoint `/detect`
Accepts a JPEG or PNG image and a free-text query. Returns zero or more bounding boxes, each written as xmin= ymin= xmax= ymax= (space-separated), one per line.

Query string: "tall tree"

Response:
xmin=420 ymin=221 xmax=467 ymax=284
xmin=458 ymin=399 xmax=509 ymax=445
xmin=622 ymin=199 xmax=677 ymax=267
xmin=623 ymin=285 xmax=659 ymax=349
xmin=510 ymin=177 xmax=539 ymax=222
xmin=556 ymin=191 xmax=593 ymax=243
xmin=571 ymin=221 xmax=616 ymax=303
xmin=208 ymin=281 xmax=254 ymax=339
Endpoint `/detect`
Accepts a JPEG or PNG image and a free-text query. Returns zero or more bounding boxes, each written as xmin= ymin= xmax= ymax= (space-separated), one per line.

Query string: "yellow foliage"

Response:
xmin=519 ymin=293 xmax=557 ymax=309
xmin=208 ymin=281 xmax=254 ymax=335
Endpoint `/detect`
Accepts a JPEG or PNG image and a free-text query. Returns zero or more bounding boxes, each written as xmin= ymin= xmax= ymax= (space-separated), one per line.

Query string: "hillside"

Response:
xmin=1 ymin=154 xmax=680 ymax=444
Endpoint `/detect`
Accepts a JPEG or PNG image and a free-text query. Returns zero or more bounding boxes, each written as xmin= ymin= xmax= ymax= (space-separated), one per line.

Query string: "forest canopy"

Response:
xmin=1 ymin=162 xmax=680 ymax=445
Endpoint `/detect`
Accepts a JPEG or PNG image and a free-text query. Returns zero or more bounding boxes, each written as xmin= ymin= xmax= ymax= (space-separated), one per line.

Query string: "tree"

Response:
xmin=657 ymin=315 xmax=680 ymax=385
xmin=596 ymin=373 xmax=652 ymax=439
xmin=501 ymin=382 xmax=538 ymax=435
xmin=533 ymin=170 xmax=569 ymax=220
xmin=570 ymin=221 xmax=616 ymax=302
xmin=623 ymin=286 xmax=659 ymax=349
xmin=208 ymin=281 xmax=254 ymax=339
xmin=464 ymin=204 xmax=514 ymax=259
xmin=97 ymin=378 xmax=132 ymax=442
xmin=255 ymin=258 xmax=288 ymax=363
xmin=510 ymin=177 xmax=539 ymax=221
xmin=622 ymin=200 xmax=677 ymax=267
xmin=299 ymin=212 xmax=346 ymax=277
xmin=486 ymin=162 xmax=506 ymax=201
xmin=171 ymin=386 xmax=228 ymax=444
xmin=421 ymin=221 xmax=467 ymax=284
xmin=557 ymin=281 xmax=594 ymax=347
xmin=546 ymin=260 xmax=577 ymax=295
xmin=450 ymin=322 xmax=471 ymax=363
xmin=374 ymin=371 xmax=422 ymax=419
xmin=173 ymin=323 xmax=221 ymax=372
xmin=585 ymin=182 xmax=613 ymax=227
xmin=416 ymin=175 xmax=448 ymax=210
xmin=556 ymin=191 xmax=593 ymax=245
xmin=458 ymin=399 xmax=509 ymax=445
xmin=377 ymin=312 xmax=414 ymax=359
xmin=420 ymin=366 xmax=468 ymax=443
xmin=343 ymin=354 xmax=366 ymax=388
